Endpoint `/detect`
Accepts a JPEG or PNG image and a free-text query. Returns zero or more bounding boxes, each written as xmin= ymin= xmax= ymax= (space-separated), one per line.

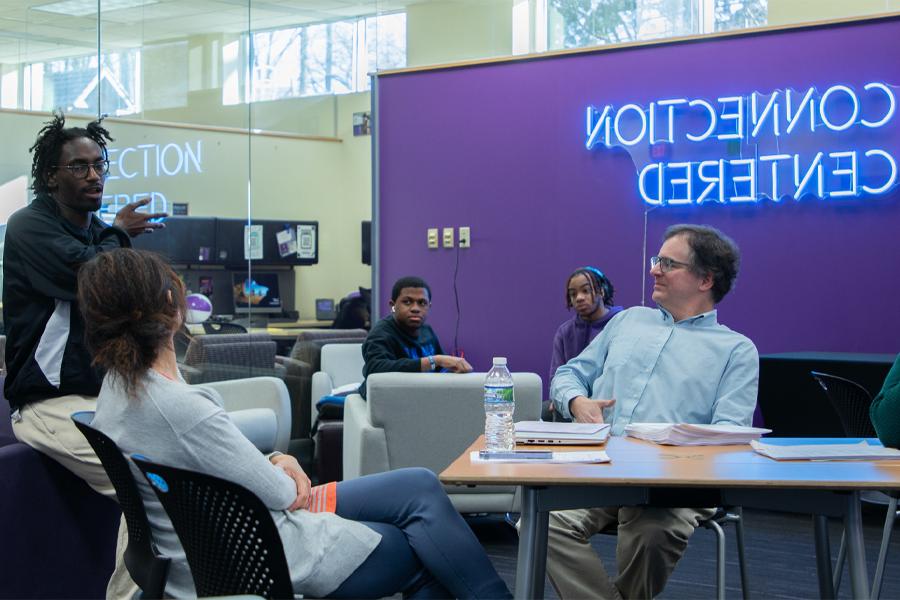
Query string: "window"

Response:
xmin=545 ymin=0 xmax=766 ymax=50
xmin=223 ymin=12 xmax=406 ymax=105
xmin=714 ymin=0 xmax=767 ymax=32
xmin=23 ymin=48 xmax=141 ymax=116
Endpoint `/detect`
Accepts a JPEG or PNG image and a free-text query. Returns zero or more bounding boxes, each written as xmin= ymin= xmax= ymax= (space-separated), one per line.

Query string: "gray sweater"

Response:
xmin=92 ymin=369 xmax=380 ymax=598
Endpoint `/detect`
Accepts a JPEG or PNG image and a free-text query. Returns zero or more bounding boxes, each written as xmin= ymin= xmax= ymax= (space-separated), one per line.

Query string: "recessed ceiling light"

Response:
xmin=33 ymin=0 xmax=160 ymax=18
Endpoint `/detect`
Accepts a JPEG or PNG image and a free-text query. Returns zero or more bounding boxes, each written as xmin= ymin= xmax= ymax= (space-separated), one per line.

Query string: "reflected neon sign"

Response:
xmin=585 ymin=82 xmax=898 ymax=205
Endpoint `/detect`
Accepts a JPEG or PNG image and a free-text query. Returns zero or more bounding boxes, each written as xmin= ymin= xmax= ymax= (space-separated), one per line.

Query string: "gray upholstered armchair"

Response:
xmin=343 ymin=371 xmax=542 ymax=513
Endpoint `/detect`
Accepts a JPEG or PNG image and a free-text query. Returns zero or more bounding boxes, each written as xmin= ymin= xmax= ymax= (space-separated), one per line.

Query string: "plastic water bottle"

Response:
xmin=484 ymin=357 xmax=515 ymax=452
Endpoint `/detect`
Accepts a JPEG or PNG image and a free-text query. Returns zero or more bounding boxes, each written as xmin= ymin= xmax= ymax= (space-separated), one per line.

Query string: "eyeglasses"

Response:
xmin=650 ymin=255 xmax=693 ymax=273
xmin=53 ymin=160 xmax=110 ymax=179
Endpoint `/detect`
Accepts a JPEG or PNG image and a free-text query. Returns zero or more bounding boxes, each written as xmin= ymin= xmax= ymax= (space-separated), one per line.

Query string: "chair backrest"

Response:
xmin=810 ymin=371 xmax=876 ymax=437
xmin=366 ymin=372 xmax=543 ymax=473
xmin=70 ymin=412 xmax=170 ymax=599
xmin=202 ymin=321 xmax=249 ymax=335
xmin=130 ymin=457 xmax=294 ymax=600
xmin=184 ymin=334 xmax=278 ymax=384
xmin=320 ymin=343 xmax=364 ymax=388
xmin=289 ymin=329 xmax=368 ymax=366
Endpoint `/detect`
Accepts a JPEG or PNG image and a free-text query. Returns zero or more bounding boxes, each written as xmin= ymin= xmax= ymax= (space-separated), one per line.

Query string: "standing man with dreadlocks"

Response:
xmin=546 ymin=267 xmax=623 ymax=420
xmin=3 ymin=111 xmax=165 ymax=597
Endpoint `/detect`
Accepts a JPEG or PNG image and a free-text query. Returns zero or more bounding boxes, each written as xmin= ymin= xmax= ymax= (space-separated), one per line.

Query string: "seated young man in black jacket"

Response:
xmin=358 ymin=276 xmax=471 ymax=398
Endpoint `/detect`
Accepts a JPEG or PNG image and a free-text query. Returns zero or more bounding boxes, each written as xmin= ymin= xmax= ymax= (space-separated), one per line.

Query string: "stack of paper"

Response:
xmin=625 ymin=423 xmax=771 ymax=446
xmin=751 ymin=440 xmax=900 ymax=461
xmin=470 ymin=450 xmax=610 ymax=464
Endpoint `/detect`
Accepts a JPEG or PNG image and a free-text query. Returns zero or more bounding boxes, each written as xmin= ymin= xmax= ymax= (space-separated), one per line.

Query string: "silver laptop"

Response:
xmin=514 ymin=421 xmax=611 ymax=445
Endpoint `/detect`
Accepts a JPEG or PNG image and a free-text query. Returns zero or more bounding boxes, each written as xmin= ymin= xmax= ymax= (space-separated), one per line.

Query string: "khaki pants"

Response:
xmin=12 ymin=394 xmax=139 ymax=599
xmin=546 ymin=506 xmax=715 ymax=600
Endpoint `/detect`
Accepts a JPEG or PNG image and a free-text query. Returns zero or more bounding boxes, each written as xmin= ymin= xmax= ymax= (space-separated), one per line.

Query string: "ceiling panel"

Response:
xmin=0 ymin=0 xmax=426 ymax=63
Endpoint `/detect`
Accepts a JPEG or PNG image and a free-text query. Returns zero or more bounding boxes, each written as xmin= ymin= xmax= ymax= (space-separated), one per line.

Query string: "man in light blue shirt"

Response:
xmin=546 ymin=224 xmax=759 ymax=600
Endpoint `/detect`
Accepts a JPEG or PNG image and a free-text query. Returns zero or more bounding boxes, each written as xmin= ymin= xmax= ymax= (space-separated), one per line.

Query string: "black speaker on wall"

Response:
xmin=362 ymin=220 xmax=372 ymax=265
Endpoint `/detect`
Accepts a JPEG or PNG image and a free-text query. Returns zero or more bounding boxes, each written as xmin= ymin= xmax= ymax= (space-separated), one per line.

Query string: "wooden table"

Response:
xmin=440 ymin=436 xmax=900 ymax=600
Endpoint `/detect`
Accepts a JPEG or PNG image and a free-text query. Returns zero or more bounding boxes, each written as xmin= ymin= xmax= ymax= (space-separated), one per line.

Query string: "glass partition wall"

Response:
xmin=0 ymin=1 xmax=385 ymax=336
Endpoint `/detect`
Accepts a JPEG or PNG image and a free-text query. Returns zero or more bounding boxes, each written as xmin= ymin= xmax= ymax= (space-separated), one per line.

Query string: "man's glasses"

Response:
xmin=650 ymin=255 xmax=693 ymax=273
xmin=53 ymin=160 xmax=110 ymax=179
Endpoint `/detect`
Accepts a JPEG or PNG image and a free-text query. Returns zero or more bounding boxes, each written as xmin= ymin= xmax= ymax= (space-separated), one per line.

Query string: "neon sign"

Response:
xmin=100 ymin=140 xmax=204 ymax=218
xmin=585 ymin=82 xmax=898 ymax=205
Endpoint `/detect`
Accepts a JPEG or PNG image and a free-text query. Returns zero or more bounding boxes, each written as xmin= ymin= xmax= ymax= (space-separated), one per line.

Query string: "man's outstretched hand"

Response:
xmin=569 ymin=396 xmax=616 ymax=424
xmin=113 ymin=198 xmax=167 ymax=237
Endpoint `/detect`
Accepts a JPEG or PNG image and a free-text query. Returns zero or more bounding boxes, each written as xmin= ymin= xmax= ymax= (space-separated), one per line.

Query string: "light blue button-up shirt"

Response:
xmin=551 ymin=306 xmax=759 ymax=435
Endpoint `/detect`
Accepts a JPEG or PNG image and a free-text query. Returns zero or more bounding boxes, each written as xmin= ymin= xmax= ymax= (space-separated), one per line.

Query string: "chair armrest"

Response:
xmin=310 ymin=371 xmax=335 ymax=424
xmin=229 ymin=408 xmax=278 ymax=454
xmin=200 ymin=377 xmax=292 ymax=453
xmin=342 ymin=394 xmax=388 ymax=479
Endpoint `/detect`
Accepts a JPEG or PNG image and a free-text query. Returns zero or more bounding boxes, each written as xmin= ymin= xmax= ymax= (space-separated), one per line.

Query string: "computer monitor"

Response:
xmin=232 ymin=272 xmax=282 ymax=314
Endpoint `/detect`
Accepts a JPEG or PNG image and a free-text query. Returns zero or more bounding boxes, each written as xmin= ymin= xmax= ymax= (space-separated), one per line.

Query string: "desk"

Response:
xmin=188 ymin=321 xmax=333 ymax=355
xmin=440 ymin=436 xmax=900 ymax=600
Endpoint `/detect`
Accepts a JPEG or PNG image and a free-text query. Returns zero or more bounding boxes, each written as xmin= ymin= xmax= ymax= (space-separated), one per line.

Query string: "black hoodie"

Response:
xmin=358 ymin=315 xmax=444 ymax=398
xmin=3 ymin=194 xmax=130 ymax=410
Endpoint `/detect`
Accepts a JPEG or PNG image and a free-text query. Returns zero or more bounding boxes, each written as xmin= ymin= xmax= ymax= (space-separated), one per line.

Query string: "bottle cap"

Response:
xmin=492 ymin=357 xmax=507 ymax=366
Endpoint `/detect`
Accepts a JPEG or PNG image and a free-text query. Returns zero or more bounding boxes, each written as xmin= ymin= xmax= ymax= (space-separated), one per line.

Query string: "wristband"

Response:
xmin=427 ymin=355 xmax=437 ymax=371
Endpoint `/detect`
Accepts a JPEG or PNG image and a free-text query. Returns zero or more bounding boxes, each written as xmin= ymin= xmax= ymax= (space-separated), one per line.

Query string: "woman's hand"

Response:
xmin=271 ymin=454 xmax=311 ymax=511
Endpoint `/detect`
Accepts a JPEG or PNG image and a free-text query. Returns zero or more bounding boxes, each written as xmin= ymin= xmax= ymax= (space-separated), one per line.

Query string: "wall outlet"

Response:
xmin=427 ymin=228 xmax=439 ymax=249
xmin=442 ymin=227 xmax=455 ymax=248
xmin=458 ymin=226 xmax=471 ymax=248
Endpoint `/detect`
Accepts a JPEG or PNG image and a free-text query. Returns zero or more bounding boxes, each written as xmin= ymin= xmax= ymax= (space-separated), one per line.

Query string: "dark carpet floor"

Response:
xmin=468 ymin=505 xmax=900 ymax=599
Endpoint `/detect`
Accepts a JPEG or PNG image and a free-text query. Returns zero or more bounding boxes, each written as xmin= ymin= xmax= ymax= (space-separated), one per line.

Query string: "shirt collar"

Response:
xmin=657 ymin=306 xmax=718 ymax=326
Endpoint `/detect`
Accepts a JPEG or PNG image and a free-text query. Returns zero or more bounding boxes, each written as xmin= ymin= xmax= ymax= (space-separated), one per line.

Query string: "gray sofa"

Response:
xmin=343 ymin=371 xmax=542 ymax=513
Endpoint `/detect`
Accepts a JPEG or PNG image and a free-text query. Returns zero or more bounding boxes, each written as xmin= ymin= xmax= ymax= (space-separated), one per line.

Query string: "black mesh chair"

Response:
xmin=810 ymin=371 xmax=897 ymax=598
xmin=810 ymin=371 xmax=876 ymax=437
xmin=70 ymin=412 xmax=170 ymax=599
xmin=131 ymin=457 xmax=294 ymax=600
xmin=203 ymin=321 xmax=249 ymax=335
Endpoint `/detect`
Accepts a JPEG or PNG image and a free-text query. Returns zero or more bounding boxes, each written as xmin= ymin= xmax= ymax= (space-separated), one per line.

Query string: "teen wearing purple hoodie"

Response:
xmin=546 ymin=268 xmax=623 ymax=420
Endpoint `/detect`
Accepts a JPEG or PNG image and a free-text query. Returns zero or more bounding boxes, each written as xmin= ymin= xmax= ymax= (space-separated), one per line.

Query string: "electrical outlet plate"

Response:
xmin=442 ymin=227 xmax=454 ymax=248
xmin=427 ymin=228 xmax=439 ymax=249
xmin=458 ymin=226 xmax=471 ymax=248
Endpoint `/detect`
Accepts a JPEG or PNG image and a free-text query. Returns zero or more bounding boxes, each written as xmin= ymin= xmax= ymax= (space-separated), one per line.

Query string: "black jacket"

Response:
xmin=2 ymin=194 xmax=130 ymax=410
xmin=358 ymin=315 xmax=444 ymax=398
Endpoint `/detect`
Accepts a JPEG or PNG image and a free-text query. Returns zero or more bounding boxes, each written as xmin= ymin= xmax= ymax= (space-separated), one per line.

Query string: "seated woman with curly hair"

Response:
xmin=80 ymin=248 xmax=511 ymax=599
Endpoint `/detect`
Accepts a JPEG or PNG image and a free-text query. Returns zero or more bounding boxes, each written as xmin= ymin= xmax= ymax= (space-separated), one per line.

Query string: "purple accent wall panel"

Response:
xmin=377 ymin=17 xmax=900 ymax=385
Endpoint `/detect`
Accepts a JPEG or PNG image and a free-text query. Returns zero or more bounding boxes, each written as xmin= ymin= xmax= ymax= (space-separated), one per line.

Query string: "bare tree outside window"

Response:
xmin=715 ymin=0 xmax=767 ymax=32
xmin=549 ymin=0 xmax=766 ymax=49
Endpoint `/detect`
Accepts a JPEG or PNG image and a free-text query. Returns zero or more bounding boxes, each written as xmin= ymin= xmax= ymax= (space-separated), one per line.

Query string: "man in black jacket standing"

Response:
xmin=3 ymin=111 xmax=164 ymax=597
xmin=359 ymin=276 xmax=471 ymax=398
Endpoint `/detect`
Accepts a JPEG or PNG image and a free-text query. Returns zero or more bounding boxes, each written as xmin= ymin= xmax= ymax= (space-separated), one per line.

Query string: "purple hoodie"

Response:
xmin=549 ymin=306 xmax=624 ymax=383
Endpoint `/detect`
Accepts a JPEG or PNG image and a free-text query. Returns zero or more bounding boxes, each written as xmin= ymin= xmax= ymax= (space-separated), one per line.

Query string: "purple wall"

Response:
xmin=377 ymin=17 xmax=900 ymax=385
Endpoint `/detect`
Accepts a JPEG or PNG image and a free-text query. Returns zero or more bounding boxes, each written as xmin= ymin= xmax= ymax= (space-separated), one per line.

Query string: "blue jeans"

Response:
xmin=328 ymin=468 xmax=512 ymax=599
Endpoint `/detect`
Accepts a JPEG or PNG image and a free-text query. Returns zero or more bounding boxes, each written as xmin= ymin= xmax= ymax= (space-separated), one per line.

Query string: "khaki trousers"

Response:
xmin=546 ymin=506 xmax=715 ymax=600
xmin=12 ymin=394 xmax=139 ymax=599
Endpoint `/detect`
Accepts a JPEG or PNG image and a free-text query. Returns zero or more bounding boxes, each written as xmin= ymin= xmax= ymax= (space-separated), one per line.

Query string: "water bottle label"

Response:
xmin=484 ymin=385 xmax=514 ymax=404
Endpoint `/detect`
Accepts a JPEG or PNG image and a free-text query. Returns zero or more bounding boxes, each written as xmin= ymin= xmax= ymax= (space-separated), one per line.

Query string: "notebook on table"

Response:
xmin=515 ymin=421 xmax=611 ymax=445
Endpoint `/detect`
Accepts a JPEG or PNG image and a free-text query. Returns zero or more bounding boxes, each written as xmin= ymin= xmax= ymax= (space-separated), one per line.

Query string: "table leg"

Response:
xmin=813 ymin=514 xmax=836 ymax=599
xmin=515 ymin=486 xmax=549 ymax=600
xmin=844 ymin=491 xmax=870 ymax=600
